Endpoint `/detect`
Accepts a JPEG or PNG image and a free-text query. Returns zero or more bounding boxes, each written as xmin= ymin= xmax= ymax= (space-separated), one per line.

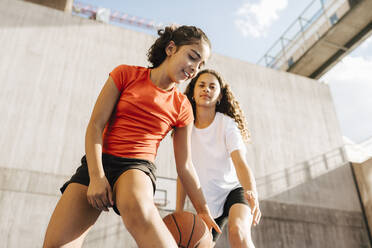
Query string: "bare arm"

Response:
xmin=231 ymin=149 xmax=261 ymax=225
xmin=231 ymin=149 xmax=257 ymax=193
xmin=176 ymin=177 xmax=186 ymax=212
xmin=85 ymin=76 xmax=120 ymax=211
xmin=173 ymin=123 xmax=221 ymax=233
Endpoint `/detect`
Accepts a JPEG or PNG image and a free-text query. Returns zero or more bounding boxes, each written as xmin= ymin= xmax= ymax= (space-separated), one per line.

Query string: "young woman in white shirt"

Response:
xmin=176 ymin=69 xmax=261 ymax=248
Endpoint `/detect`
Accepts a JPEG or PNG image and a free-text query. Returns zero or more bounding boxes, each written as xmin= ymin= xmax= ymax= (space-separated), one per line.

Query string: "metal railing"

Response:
xmin=72 ymin=1 xmax=163 ymax=31
xmin=256 ymin=146 xmax=347 ymax=199
xmin=257 ymin=0 xmax=349 ymax=70
xmin=154 ymin=146 xmax=348 ymax=210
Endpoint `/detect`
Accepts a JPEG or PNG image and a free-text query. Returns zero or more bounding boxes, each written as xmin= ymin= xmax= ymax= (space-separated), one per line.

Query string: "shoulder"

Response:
xmin=112 ymin=64 xmax=148 ymax=77
xmin=217 ymin=113 xmax=240 ymax=138
xmin=216 ymin=112 xmax=235 ymax=126
xmin=173 ymin=89 xmax=191 ymax=106
xmin=110 ymin=65 xmax=149 ymax=91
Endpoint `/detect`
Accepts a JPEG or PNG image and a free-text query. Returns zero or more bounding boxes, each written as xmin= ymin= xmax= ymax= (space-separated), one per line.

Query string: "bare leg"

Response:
xmin=43 ymin=183 xmax=101 ymax=248
xmin=228 ymin=203 xmax=255 ymax=248
xmin=114 ymin=169 xmax=177 ymax=248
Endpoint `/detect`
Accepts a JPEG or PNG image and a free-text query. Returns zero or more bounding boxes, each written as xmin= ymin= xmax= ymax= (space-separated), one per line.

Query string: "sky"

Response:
xmin=77 ymin=0 xmax=372 ymax=143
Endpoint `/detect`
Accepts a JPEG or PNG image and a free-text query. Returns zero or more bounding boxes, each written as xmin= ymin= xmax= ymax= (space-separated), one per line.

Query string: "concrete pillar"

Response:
xmin=352 ymin=158 xmax=372 ymax=242
xmin=24 ymin=0 xmax=73 ymax=12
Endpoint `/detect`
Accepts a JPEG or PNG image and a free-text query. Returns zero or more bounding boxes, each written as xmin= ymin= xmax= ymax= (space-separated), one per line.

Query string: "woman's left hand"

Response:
xmin=244 ymin=190 xmax=261 ymax=226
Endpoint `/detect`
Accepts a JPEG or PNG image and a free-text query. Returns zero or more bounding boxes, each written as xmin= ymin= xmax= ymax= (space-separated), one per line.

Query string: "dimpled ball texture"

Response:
xmin=163 ymin=211 xmax=213 ymax=248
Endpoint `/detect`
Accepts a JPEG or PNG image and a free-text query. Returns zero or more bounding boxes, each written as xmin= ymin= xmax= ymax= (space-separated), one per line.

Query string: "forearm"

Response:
xmin=231 ymin=150 xmax=257 ymax=193
xmin=85 ymin=122 xmax=105 ymax=179
xmin=235 ymin=163 xmax=257 ymax=193
xmin=176 ymin=177 xmax=186 ymax=211
xmin=177 ymin=162 xmax=209 ymax=214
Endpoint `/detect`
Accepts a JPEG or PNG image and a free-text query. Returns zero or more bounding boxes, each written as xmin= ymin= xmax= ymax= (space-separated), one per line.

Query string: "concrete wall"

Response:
xmin=0 ymin=0 xmax=358 ymax=247
xmin=269 ymin=163 xmax=360 ymax=211
xmin=0 ymin=167 xmax=172 ymax=247
xmin=353 ymin=158 xmax=372 ymax=237
xmin=215 ymin=163 xmax=371 ymax=247
xmin=2 ymin=164 xmax=368 ymax=247
xmin=251 ymin=200 xmax=370 ymax=248
xmin=24 ymin=0 xmax=73 ymax=12
xmin=205 ymin=54 xmax=344 ymax=180
xmin=216 ymin=200 xmax=370 ymax=248
xmin=0 ymin=0 xmax=344 ymax=178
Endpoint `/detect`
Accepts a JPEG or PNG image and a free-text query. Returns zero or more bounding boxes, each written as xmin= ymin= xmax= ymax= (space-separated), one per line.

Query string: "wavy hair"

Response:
xmin=184 ymin=69 xmax=250 ymax=142
xmin=147 ymin=25 xmax=211 ymax=68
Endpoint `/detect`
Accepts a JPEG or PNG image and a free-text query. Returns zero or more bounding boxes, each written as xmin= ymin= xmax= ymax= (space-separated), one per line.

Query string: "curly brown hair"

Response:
xmin=184 ymin=69 xmax=250 ymax=142
xmin=147 ymin=25 xmax=211 ymax=68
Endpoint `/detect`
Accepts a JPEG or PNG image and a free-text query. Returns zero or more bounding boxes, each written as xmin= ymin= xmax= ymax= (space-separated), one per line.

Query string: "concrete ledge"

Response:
xmin=0 ymin=167 xmax=68 ymax=197
xmin=260 ymin=200 xmax=365 ymax=228
xmin=352 ymin=158 xmax=372 ymax=239
xmin=216 ymin=200 xmax=371 ymax=248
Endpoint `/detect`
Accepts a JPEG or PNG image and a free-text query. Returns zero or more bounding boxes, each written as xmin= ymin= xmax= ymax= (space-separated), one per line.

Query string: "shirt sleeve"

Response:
xmin=225 ymin=117 xmax=246 ymax=154
xmin=109 ymin=65 xmax=129 ymax=92
xmin=175 ymin=97 xmax=194 ymax=128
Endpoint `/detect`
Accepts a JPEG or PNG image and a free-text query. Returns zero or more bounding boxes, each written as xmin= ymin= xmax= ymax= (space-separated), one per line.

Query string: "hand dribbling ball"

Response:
xmin=163 ymin=211 xmax=213 ymax=248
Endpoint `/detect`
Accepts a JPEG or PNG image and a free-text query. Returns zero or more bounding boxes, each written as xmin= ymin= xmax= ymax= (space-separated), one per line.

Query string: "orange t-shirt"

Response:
xmin=102 ymin=65 xmax=193 ymax=162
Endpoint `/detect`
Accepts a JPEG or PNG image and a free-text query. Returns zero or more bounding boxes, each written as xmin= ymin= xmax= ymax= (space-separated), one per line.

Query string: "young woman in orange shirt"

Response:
xmin=43 ymin=25 xmax=220 ymax=248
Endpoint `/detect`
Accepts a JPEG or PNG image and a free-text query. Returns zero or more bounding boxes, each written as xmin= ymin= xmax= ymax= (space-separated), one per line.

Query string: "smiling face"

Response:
xmin=193 ymin=72 xmax=221 ymax=108
xmin=165 ymin=40 xmax=210 ymax=84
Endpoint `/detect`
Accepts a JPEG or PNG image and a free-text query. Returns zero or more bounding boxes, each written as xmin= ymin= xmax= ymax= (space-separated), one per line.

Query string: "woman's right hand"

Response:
xmin=198 ymin=212 xmax=222 ymax=234
xmin=244 ymin=190 xmax=261 ymax=226
xmin=87 ymin=176 xmax=114 ymax=212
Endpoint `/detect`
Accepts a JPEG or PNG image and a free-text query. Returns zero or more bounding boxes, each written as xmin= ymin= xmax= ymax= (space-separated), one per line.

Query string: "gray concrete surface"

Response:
xmin=0 ymin=0 xmax=360 ymax=247
xmin=256 ymin=146 xmax=348 ymax=199
xmin=269 ymin=162 xmax=361 ymax=211
xmin=288 ymin=0 xmax=372 ymax=79
xmin=353 ymin=158 xmax=372 ymax=238
xmin=251 ymin=200 xmax=370 ymax=248
xmin=215 ymin=201 xmax=370 ymax=248
xmin=0 ymin=0 xmax=344 ymax=178
xmin=214 ymin=162 xmax=370 ymax=247
xmin=24 ymin=0 xmax=73 ymax=12
xmin=1 ymin=165 xmax=369 ymax=247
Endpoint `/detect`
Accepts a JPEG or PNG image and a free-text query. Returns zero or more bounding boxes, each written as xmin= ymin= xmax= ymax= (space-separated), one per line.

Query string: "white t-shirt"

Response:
xmin=191 ymin=112 xmax=246 ymax=218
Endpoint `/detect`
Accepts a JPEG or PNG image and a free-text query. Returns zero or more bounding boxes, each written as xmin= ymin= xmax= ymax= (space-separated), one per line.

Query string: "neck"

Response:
xmin=150 ymin=63 xmax=175 ymax=91
xmin=194 ymin=106 xmax=217 ymax=129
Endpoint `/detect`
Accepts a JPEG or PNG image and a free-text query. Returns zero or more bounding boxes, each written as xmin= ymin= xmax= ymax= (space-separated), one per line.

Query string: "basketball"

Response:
xmin=163 ymin=211 xmax=213 ymax=248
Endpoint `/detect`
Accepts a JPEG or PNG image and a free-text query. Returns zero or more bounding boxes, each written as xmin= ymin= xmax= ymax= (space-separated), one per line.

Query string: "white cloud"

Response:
xmin=361 ymin=35 xmax=372 ymax=49
xmin=235 ymin=0 xmax=288 ymax=38
xmin=322 ymin=56 xmax=372 ymax=83
xmin=321 ymin=56 xmax=372 ymax=143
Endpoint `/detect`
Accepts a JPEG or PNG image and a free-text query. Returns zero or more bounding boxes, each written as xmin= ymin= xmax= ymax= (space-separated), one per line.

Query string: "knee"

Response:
xmin=117 ymin=197 xmax=156 ymax=229
xmin=229 ymin=222 xmax=251 ymax=246
xmin=229 ymin=223 xmax=244 ymax=241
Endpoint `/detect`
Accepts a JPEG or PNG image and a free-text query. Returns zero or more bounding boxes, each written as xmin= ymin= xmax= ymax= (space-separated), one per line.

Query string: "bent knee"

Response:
xmin=117 ymin=197 xmax=157 ymax=227
xmin=229 ymin=222 xmax=250 ymax=240
xmin=116 ymin=194 xmax=153 ymax=215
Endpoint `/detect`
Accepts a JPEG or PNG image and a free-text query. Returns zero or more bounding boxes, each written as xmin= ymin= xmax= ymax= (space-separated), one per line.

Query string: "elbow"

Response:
xmin=176 ymin=165 xmax=185 ymax=178
xmin=85 ymin=120 xmax=105 ymax=141
xmin=176 ymin=160 xmax=192 ymax=177
xmin=87 ymin=119 xmax=105 ymax=133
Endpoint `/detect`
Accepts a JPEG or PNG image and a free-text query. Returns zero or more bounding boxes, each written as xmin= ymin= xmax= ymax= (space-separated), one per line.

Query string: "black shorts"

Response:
xmin=212 ymin=187 xmax=249 ymax=241
xmin=60 ymin=153 xmax=157 ymax=216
